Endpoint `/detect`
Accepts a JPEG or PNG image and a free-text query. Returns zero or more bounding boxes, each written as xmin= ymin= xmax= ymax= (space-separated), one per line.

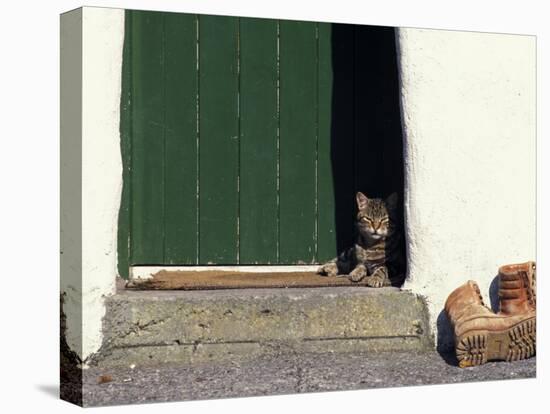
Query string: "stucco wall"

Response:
xmin=397 ymin=28 xmax=536 ymax=350
xmin=61 ymin=7 xmax=124 ymax=361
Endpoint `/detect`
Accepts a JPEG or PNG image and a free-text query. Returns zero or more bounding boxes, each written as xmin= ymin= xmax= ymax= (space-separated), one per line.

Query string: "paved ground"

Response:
xmin=77 ymin=350 xmax=536 ymax=407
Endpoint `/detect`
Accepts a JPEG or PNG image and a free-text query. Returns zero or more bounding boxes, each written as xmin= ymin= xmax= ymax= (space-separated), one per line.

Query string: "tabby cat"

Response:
xmin=318 ymin=192 xmax=405 ymax=287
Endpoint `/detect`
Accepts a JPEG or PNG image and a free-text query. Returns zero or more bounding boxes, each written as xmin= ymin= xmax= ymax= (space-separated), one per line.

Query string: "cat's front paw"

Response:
xmin=366 ymin=268 xmax=388 ymax=288
xmin=349 ymin=266 xmax=367 ymax=282
xmin=318 ymin=262 xmax=339 ymax=277
xmin=365 ymin=276 xmax=385 ymax=288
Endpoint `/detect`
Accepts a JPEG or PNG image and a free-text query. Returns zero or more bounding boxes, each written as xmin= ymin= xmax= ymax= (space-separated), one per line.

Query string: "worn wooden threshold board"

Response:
xmin=126 ymin=270 xmax=374 ymax=290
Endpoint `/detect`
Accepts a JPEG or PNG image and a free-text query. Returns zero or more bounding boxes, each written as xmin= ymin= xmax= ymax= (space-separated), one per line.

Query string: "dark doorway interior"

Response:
xmin=330 ymin=24 xmax=406 ymax=270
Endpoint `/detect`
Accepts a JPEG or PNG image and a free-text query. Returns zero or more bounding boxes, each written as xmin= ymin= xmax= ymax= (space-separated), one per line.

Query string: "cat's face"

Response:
xmin=355 ymin=192 xmax=399 ymax=241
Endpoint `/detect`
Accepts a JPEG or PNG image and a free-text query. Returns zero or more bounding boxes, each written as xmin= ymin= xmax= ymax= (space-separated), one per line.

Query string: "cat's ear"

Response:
xmin=385 ymin=192 xmax=399 ymax=210
xmin=356 ymin=192 xmax=369 ymax=210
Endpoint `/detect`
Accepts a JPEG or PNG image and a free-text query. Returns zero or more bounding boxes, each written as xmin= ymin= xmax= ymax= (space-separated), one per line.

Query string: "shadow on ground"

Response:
xmin=36 ymin=384 xmax=59 ymax=399
xmin=436 ymin=310 xmax=458 ymax=366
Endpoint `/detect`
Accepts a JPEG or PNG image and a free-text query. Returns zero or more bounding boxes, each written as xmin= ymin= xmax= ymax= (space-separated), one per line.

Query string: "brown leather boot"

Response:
xmin=498 ymin=261 xmax=536 ymax=315
xmin=445 ymin=280 xmax=536 ymax=368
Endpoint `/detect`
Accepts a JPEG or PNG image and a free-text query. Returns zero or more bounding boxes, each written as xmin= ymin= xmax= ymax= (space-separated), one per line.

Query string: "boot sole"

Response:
xmin=456 ymin=317 xmax=536 ymax=368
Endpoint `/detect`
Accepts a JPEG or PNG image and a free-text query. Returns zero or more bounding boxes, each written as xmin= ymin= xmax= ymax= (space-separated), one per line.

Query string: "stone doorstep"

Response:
xmin=91 ymin=286 xmax=434 ymax=368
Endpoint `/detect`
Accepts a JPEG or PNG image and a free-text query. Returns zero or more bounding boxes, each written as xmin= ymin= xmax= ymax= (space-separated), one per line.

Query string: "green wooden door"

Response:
xmin=118 ymin=11 xmax=403 ymax=278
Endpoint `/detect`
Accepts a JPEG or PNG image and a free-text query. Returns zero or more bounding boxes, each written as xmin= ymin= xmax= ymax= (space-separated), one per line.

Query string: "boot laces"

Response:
xmin=473 ymin=283 xmax=487 ymax=307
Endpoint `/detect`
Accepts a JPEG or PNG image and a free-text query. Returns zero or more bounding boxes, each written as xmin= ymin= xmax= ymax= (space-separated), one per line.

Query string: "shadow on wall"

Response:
xmin=488 ymin=274 xmax=500 ymax=312
xmin=330 ymin=24 xmax=406 ymax=276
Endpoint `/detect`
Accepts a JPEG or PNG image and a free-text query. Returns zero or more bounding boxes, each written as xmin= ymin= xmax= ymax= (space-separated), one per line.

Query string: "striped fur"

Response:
xmin=318 ymin=192 xmax=405 ymax=287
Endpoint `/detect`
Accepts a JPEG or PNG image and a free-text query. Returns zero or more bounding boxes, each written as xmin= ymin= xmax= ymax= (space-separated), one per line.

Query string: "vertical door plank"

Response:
xmin=199 ymin=15 xmax=239 ymax=264
xmin=279 ymin=21 xmax=317 ymax=264
xmin=117 ymin=10 xmax=133 ymax=277
xmin=239 ymin=18 xmax=278 ymax=264
xmin=163 ymin=13 xmax=198 ymax=264
xmin=316 ymin=22 xmax=336 ymax=263
xmin=130 ymin=11 xmax=165 ymax=264
xmin=317 ymin=23 xmax=356 ymax=261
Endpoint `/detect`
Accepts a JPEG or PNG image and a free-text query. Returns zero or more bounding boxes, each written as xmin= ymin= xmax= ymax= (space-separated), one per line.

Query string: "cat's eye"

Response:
xmin=360 ymin=217 xmax=368 ymax=223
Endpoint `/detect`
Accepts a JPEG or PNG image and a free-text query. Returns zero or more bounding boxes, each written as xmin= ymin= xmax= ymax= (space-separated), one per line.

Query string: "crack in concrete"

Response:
xmin=303 ymin=334 xmax=421 ymax=341
xmin=114 ymin=339 xmax=260 ymax=349
xmin=114 ymin=304 xmax=189 ymax=341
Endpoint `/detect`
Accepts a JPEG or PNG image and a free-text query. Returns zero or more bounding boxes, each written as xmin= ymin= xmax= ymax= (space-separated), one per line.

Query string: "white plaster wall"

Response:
xmin=61 ymin=7 xmax=124 ymax=361
xmin=397 ymin=28 xmax=536 ymax=350
xmin=81 ymin=7 xmax=124 ymax=360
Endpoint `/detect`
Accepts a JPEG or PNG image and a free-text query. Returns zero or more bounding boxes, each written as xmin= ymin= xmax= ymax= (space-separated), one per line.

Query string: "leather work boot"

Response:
xmin=498 ymin=261 xmax=536 ymax=315
xmin=445 ymin=280 xmax=536 ymax=368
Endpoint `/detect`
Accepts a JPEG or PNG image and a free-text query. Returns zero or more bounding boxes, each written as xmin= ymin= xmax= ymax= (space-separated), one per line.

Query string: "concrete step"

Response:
xmin=92 ymin=286 xmax=433 ymax=368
